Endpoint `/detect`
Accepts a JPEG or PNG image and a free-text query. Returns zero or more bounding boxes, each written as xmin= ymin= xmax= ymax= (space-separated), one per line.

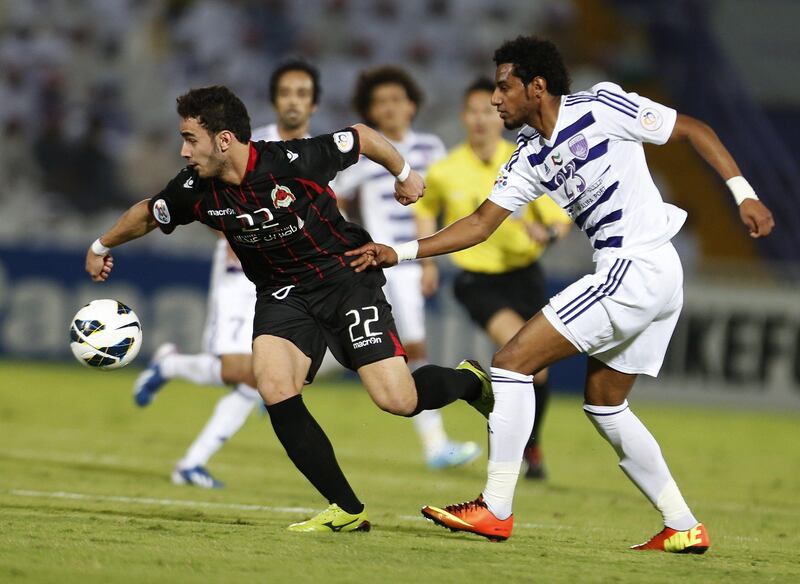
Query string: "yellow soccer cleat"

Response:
xmin=631 ymin=523 xmax=710 ymax=554
xmin=287 ymin=504 xmax=370 ymax=533
xmin=457 ymin=359 xmax=494 ymax=418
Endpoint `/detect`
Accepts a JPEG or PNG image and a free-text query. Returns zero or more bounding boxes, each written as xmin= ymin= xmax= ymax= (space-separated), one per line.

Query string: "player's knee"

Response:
xmin=491 ymin=346 xmax=524 ymax=372
xmin=255 ymin=375 xmax=299 ymax=406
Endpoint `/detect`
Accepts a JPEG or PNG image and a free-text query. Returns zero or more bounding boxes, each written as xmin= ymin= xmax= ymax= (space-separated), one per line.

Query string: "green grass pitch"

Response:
xmin=1 ymin=361 xmax=799 ymax=583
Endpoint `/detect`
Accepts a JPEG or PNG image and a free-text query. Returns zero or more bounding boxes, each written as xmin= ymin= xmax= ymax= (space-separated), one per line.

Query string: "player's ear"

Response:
xmin=529 ymin=77 xmax=547 ymax=100
xmin=217 ymin=130 xmax=233 ymax=152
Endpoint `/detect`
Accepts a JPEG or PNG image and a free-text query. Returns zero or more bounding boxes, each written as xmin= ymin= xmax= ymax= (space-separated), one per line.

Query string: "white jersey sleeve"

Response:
xmin=488 ymin=131 xmax=546 ymax=213
xmin=589 ymin=82 xmax=677 ymax=145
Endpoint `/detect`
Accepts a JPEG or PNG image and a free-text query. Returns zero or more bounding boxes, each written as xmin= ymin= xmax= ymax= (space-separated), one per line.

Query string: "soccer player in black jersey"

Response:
xmin=85 ymin=86 xmax=492 ymax=532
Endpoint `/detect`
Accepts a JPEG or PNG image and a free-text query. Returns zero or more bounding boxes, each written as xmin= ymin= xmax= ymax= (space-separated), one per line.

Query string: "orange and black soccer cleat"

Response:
xmin=631 ymin=523 xmax=710 ymax=554
xmin=421 ymin=495 xmax=513 ymax=542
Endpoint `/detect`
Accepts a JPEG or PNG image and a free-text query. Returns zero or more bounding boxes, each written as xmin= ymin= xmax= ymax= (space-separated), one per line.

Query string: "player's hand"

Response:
xmin=739 ymin=199 xmax=774 ymax=238
xmin=525 ymin=221 xmax=551 ymax=244
xmin=345 ymin=243 xmax=398 ymax=272
xmin=395 ymin=170 xmax=425 ymax=206
xmin=86 ymin=249 xmax=114 ymax=282
xmin=421 ymin=261 xmax=438 ymax=297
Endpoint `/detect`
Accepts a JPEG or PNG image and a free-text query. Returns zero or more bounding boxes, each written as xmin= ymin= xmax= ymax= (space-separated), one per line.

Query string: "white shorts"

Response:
xmin=542 ymin=242 xmax=683 ymax=377
xmin=202 ymin=240 xmax=257 ymax=355
xmin=382 ymin=263 xmax=425 ymax=344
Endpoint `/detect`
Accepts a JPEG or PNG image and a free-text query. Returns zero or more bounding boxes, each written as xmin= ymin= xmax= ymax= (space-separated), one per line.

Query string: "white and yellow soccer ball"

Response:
xmin=69 ymin=299 xmax=142 ymax=370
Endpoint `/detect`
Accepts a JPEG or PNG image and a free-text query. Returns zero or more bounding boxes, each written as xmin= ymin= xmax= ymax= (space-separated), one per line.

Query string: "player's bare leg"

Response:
xmin=422 ymin=312 xmax=576 ymax=540
xmin=254 ymin=335 xmax=368 ymax=532
xmin=487 ymin=308 xmax=550 ymax=479
xmin=583 ymin=358 xmax=708 ymax=553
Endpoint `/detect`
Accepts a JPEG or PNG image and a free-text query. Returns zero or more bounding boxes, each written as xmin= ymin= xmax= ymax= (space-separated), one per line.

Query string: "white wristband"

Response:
xmin=91 ymin=238 xmax=111 ymax=256
xmin=394 ymin=241 xmax=419 ymax=263
xmin=726 ymin=176 xmax=758 ymax=206
xmin=395 ymin=161 xmax=411 ymax=183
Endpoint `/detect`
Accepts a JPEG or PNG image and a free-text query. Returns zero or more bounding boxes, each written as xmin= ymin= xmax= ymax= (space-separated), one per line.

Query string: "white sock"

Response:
xmin=584 ymin=401 xmax=698 ymax=531
xmin=160 ymin=353 xmax=223 ymax=386
xmin=482 ymin=367 xmax=535 ymax=520
xmin=412 ymin=409 xmax=448 ymax=458
xmin=177 ymin=385 xmax=259 ymax=469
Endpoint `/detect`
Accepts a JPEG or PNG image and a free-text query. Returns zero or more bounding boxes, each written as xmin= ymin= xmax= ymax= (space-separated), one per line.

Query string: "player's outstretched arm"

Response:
xmin=351 ymin=123 xmax=425 ymax=206
xmin=670 ymin=114 xmax=774 ymax=238
xmin=347 ymin=199 xmax=510 ymax=272
xmin=85 ymin=199 xmax=157 ymax=282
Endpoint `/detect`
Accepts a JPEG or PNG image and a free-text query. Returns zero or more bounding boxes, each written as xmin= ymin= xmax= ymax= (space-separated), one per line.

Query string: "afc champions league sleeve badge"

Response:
xmin=333 ymin=131 xmax=355 ymax=153
xmin=152 ymin=198 xmax=171 ymax=225
xmin=639 ymin=107 xmax=664 ymax=131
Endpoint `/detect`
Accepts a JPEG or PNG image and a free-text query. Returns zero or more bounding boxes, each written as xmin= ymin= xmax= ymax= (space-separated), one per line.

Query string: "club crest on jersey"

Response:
xmin=639 ymin=108 xmax=663 ymax=131
xmin=568 ymin=134 xmax=589 ymax=160
xmin=551 ymin=152 xmax=563 ymax=166
xmin=271 ymin=184 xmax=296 ymax=209
xmin=152 ymin=199 xmax=171 ymax=224
xmin=333 ymin=131 xmax=354 ymax=153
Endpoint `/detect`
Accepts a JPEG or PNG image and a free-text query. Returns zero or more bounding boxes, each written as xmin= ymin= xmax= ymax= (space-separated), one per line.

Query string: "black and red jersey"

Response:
xmin=148 ymin=128 xmax=378 ymax=293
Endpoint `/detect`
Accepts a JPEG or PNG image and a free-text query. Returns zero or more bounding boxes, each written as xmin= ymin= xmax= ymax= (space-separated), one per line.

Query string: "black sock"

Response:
xmin=265 ymin=395 xmax=363 ymax=514
xmin=527 ymin=380 xmax=550 ymax=447
xmin=410 ymin=364 xmax=482 ymax=416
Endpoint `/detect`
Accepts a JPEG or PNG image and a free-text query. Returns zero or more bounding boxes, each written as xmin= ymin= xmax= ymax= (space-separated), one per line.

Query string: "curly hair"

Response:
xmin=176 ymin=86 xmax=251 ymax=143
xmin=493 ymin=36 xmax=571 ymax=95
xmin=352 ymin=66 xmax=423 ymax=126
xmin=269 ymin=60 xmax=321 ymax=105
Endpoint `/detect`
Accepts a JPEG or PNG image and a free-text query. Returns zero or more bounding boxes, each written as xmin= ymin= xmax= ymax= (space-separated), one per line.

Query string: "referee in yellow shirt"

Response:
xmin=415 ymin=78 xmax=571 ymax=479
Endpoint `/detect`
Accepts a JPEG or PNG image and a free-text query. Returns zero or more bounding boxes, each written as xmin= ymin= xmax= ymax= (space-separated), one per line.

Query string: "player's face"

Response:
xmin=273 ymin=70 xmax=316 ymax=131
xmin=492 ymin=63 xmax=534 ymax=130
xmin=462 ymin=89 xmax=504 ymax=143
xmin=180 ymin=117 xmax=225 ymax=178
xmin=368 ymin=83 xmax=416 ymax=136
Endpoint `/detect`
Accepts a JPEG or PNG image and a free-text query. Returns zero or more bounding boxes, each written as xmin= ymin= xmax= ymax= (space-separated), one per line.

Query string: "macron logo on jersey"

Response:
xmin=183 ymin=177 xmax=194 ymax=189
xmin=286 ymin=149 xmax=299 ymax=163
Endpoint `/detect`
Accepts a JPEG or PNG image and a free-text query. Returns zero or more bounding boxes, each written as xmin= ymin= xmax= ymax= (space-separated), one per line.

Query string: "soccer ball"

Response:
xmin=69 ymin=299 xmax=142 ymax=370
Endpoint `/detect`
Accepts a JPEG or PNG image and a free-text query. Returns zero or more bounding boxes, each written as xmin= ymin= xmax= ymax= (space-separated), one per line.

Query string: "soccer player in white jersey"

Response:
xmin=133 ymin=61 xmax=324 ymax=488
xmin=335 ymin=66 xmax=481 ymax=469
xmin=348 ymin=36 xmax=774 ymax=550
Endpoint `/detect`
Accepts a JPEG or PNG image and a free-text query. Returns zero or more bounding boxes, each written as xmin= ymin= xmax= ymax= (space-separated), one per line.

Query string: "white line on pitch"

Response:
xmin=5 ymin=489 xmax=576 ymax=532
xmin=7 ymin=489 xmax=315 ymax=515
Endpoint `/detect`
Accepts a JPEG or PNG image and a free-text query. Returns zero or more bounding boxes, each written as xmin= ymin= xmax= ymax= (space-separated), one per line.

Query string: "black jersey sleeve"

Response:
xmin=277 ymin=127 xmax=361 ymax=184
xmin=147 ymin=168 xmax=202 ymax=234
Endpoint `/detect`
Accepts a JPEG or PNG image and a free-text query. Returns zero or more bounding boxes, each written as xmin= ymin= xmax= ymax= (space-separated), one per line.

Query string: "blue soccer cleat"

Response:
xmin=171 ymin=465 xmax=224 ymax=489
xmin=427 ymin=441 xmax=482 ymax=469
xmin=132 ymin=343 xmax=176 ymax=407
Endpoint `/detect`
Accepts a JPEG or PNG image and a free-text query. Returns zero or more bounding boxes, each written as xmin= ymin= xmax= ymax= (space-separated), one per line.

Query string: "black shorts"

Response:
xmin=453 ymin=261 xmax=547 ymax=329
xmin=253 ymin=270 xmax=406 ymax=382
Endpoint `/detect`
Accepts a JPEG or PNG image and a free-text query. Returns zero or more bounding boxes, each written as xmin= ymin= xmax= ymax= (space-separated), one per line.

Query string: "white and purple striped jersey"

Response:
xmin=489 ymin=82 xmax=687 ymax=259
xmin=334 ymin=130 xmax=446 ymax=245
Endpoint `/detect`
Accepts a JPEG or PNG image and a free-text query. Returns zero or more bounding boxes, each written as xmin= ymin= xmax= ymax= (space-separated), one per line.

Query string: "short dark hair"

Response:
xmin=464 ymin=77 xmax=496 ymax=100
xmin=269 ymin=60 xmax=321 ymax=105
xmin=176 ymin=86 xmax=251 ymax=143
xmin=493 ymin=36 xmax=571 ymax=95
xmin=352 ymin=66 xmax=423 ymax=126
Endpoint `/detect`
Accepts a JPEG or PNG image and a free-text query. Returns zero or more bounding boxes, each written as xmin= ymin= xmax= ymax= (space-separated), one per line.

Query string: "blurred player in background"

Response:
xmin=133 ymin=61 xmax=331 ymax=488
xmin=348 ymin=36 xmax=774 ymax=549
xmin=334 ymin=66 xmax=481 ymax=469
xmin=416 ymin=77 xmax=571 ymax=479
